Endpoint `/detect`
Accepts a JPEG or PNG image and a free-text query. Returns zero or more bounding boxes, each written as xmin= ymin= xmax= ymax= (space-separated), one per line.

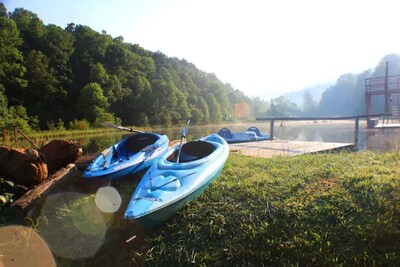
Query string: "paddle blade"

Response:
xmin=101 ymin=122 xmax=118 ymax=129
xmin=100 ymin=122 xmax=142 ymax=133
xmin=181 ymin=119 xmax=190 ymax=137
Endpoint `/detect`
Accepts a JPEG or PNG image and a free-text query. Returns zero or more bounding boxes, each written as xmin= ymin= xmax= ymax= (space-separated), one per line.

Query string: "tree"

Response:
xmin=69 ymin=25 xmax=112 ymax=90
xmin=250 ymin=97 xmax=268 ymax=119
xmin=0 ymin=85 xmax=9 ymax=128
xmin=6 ymin=105 xmax=33 ymax=133
xmin=116 ymin=74 xmax=152 ymax=125
xmin=205 ymin=93 xmax=222 ymax=122
xmin=0 ymin=3 xmax=7 ymax=18
xmin=89 ymin=63 xmax=108 ymax=85
xmin=42 ymin=24 xmax=74 ymax=88
xmin=24 ymin=50 xmax=65 ymax=127
xmin=10 ymin=8 xmax=45 ymax=52
xmin=302 ymin=90 xmax=317 ymax=116
xmin=0 ymin=11 xmax=27 ymax=105
xmin=267 ymin=96 xmax=301 ymax=117
xmin=209 ymin=82 xmax=232 ymax=120
xmin=149 ymin=80 xmax=189 ymax=126
xmin=318 ymin=74 xmax=357 ymax=116
xmin=77 ymin=83 xmax=114 ymax=124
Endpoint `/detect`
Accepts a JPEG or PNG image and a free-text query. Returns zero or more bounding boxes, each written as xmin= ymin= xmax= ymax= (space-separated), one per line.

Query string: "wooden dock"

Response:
xmin=229 ymin=140 xmax=354 ymax=158
xmin=374 ymin=123 xmax=400 ymax=129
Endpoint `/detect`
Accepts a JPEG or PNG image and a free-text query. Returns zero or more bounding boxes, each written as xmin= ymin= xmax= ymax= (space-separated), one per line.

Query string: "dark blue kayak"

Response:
xmin=124 ymin=134 xmax=229 ymax=227
xmin=83 ymin=132 xmax=169 ymax=179
xmin=218 ymin=126 xmax=270 ymax=144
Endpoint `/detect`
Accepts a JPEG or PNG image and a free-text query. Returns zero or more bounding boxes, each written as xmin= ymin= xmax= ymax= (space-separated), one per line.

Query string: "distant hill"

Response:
xmin=282 ymin=83 xmax=332 ymax=106
xmin=257 ymin=83 xmax=332 ymax=106
xmin=257 ymin=54 xmax=400 ymax=117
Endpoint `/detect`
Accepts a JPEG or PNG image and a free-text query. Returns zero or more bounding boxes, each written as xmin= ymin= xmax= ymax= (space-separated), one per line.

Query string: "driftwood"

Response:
xmin=0 ymin=139 xmax=82 ymax=186
xmin=11 ymin=164 xmax=78 ymax=215
xmin=0 ymin=147 xmax=48 ymax=185
xmin=0 ymin=139 xmax=84 ymax=222
xmin=39 ymin=139 xmax=82 ymax=175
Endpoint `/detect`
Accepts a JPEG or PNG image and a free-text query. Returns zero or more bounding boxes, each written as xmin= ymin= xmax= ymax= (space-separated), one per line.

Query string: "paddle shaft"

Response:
xmin=176 ymin=120 xmax=190 ymax=163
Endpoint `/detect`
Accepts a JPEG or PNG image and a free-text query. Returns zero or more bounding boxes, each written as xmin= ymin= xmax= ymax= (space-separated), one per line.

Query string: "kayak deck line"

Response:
xmin=149 ymin=171 xmax=197 ymax=191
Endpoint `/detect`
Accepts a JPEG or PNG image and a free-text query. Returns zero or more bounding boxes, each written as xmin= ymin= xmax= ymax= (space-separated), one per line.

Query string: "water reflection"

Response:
xmin=77 ymin=133 xmax=131 ymax=155
xmin=77 ymin=121 xmax=399 ymax=154
xmin=365 ymin=128 xmax=400 ymax=151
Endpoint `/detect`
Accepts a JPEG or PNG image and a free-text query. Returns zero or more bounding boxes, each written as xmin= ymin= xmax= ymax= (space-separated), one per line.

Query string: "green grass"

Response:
xmin=19 ymin=151 xmax=400 ymax=266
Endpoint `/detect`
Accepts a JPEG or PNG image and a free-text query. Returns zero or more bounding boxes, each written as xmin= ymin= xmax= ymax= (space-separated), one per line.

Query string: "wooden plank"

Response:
xmin=229 ymin=140 xmax=354 ymax=158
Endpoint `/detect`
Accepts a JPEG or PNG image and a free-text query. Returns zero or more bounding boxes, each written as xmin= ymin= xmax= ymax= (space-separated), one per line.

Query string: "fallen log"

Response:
xmin=11 ymin=164 xmax=75 ymax=210
xmin=11 ymin=164 xmax=78 ymax=217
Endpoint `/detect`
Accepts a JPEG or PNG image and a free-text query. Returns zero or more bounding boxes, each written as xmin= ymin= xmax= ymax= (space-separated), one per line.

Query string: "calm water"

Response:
xmin=77 ymin=121 xmax=400 ymax=154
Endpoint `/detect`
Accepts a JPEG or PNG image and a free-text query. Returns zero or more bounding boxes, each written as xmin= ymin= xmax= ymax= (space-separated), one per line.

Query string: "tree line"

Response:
xmin=2 ymin=4 xmax=397 ymax=131
xmin=0 ymin=4 xmax=268 ymax=132
xmin=267 ymin=54 xmax=400 ymax=118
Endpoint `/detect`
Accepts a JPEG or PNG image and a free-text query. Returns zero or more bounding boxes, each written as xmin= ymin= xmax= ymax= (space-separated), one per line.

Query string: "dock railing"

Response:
xmin=256 ymin=113 xmax=391 ymax=151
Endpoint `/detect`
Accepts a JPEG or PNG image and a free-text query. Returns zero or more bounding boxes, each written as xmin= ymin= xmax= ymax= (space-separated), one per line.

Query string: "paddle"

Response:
xmin=101 ymin=122 xmax=143 ymax=133
xmin=176 ymin=120 xmax=190 ymax=163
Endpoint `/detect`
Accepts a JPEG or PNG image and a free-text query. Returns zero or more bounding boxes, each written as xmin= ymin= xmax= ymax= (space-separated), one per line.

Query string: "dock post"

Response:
xmin=354 ymin=116 xmax=360 ymax=151
xmin=270 ymin=120 xmax=274 ymax=140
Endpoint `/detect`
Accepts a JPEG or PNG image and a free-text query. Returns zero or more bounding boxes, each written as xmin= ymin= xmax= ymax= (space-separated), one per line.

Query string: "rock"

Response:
xmin=0 ymin=147 xmax=48 ymax=186
xmin=38 ymin=140 xmax=83 ymax=175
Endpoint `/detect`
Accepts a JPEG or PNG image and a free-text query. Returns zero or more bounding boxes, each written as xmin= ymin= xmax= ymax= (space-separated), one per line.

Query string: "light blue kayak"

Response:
xmin=83 ymin=132 xmax=169 ymax=179
xmin=218 ymin=126 xmax=270 ymax=143
xmin=124 ymin=134 xmax=229 ymax=227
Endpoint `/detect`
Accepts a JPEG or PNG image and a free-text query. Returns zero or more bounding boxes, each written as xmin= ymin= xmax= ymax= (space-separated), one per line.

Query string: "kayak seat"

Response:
xmin=217 ymin=128 xmax=233 ymax=139
xmin=247 ymin=126 xmax=261 ymax=137
xmin=169 ymin=141 xmax=216 ymax=163
xmin=112 ymin=146 xmax=118 ymax=159
xmin=126 ymin=133 xmax=158 ymax=154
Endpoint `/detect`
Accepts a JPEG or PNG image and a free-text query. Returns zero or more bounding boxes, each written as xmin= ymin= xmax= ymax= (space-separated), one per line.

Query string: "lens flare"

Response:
xmin=0 ymin=225 xmax=56 ymax=267
xmin=234 ymin=102 xmax=250 ymax=118
xmin=95 ymin=186 xmax=122 ymax=213
xmin=38 ymin=192 xmax=108 ymax=259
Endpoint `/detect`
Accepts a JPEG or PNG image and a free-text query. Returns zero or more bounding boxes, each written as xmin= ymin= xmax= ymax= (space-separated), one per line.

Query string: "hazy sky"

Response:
xmin=3 ymin=0 xmax=400 ymax=97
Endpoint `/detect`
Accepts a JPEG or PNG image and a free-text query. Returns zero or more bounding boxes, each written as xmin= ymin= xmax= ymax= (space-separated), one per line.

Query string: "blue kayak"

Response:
xmin=124 ymin=134 xmax=229 ymax=227
xmin=218 ymin=126 xmax=270 ymax=143
xmin=83 ymin=132 xmax=169 ymax=179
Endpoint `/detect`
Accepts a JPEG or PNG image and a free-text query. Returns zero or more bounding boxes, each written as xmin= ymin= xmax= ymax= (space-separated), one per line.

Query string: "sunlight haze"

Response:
xmin=4 ymin=0 xmax=400 ymax=97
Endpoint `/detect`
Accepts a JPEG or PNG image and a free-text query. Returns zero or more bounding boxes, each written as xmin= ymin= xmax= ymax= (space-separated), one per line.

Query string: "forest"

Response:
xmin=0 ymin=4 xmax=268 ymax=132
xmin=1 ymin=4 xmax=399 ymax=133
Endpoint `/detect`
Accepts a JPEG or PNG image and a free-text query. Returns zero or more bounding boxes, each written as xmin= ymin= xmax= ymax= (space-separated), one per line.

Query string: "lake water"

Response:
xmin=77 ymin=120 xmax=400 ymax=154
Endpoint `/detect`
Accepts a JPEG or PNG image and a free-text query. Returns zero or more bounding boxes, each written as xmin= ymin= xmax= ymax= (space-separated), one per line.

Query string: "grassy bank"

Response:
xmin=8 ymin=151 xmax=400 ymax=266
xmin=143 ymin=152 xmax=400 ymax=266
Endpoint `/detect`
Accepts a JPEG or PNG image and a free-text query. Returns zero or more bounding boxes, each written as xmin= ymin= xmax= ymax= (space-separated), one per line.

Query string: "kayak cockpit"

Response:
xmin=109 ymin=133 xmax=159 ymax=163
xmin=167 ymin=141 xmax=216 ymax=163
xmin=126 ymin=133 xmax=158 ymax=152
